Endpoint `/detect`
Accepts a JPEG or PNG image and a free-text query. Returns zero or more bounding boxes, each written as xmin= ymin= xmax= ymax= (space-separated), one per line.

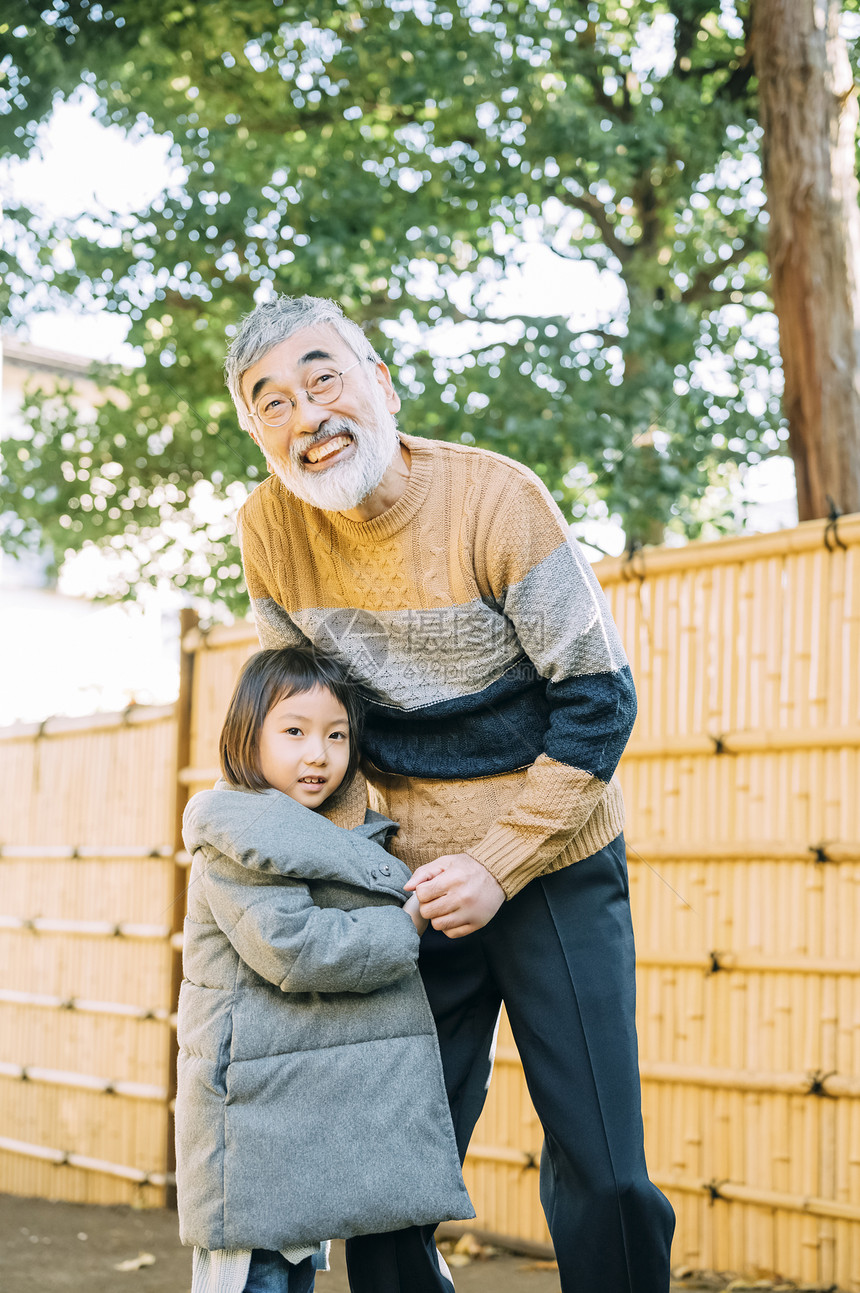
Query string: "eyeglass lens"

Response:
xmin=256 ymin=369 xmax=344 ymax=427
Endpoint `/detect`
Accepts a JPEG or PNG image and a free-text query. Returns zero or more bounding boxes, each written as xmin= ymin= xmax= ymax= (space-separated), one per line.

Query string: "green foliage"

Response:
xmin=1 ymin=0 xmax=789 ymax=610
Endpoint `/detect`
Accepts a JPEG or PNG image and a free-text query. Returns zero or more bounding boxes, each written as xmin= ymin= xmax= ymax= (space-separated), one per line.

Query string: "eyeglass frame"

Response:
xmin=248 ymin=357 xmax=370 ymax=429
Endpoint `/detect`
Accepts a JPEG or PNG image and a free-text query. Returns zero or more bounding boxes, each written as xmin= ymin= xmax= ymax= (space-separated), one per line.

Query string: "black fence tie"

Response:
xmin=705 ymin=1178 xmax=727 ymax=1205
xmin=112 ymin=924 xmax=124 ymax=938
xmin=20 ymin=1067 xmax=30 ymax=1082
xmin=824 ymin=497 xmax=847 ymax=552
xmin=57 ymin=1152 xmax=70 ymax=1167
xmin=71 ymin=846 xmax=80 ymax=859
xmin=621 ymin=538 xmax=646 ymax=584
xmin=806 ymin=1069 xmax=837 ymax=1098
xmin=21 ymin=918 xmax=37 ymax=933
xmin=60 ymin=998 xmax=76 ymax=1011
xmin=104 ymin=1083 xmax=116 ymax=1096
xmin=709 ymin=733 xmax=733 ymax=756
xmin=521 ymin=1152 xmax=539 ymax=1172
xmin=706 ymin=950 xmax=724 ymax=976
xmin=141 ymin=1009 xmax=156 ymax=1022
xmin=809 ymin=843 xmax=832 ymax=864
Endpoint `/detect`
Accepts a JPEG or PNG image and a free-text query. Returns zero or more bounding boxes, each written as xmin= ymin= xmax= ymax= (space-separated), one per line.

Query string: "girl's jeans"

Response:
xmin=244 ymin=1251 xmax=315 ymax=1293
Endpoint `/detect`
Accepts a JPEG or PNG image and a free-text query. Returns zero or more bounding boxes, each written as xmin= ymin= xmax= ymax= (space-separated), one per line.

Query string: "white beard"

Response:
xmin=270 ymin=411 xmax=400 ymax=513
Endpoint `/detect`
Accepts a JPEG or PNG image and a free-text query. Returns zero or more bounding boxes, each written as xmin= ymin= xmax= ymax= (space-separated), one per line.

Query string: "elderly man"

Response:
xmin=225 ymin=294 xmax=674 ymax=1293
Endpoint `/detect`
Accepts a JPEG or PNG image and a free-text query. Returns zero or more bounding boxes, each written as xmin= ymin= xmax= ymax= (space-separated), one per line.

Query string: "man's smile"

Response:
xmin=300 ymin=431 xmax=355 ymax=469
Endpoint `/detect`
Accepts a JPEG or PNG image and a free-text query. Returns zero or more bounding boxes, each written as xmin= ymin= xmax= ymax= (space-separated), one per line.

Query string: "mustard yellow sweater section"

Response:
xmin=239 ymin=434 xmax=629 ymax=896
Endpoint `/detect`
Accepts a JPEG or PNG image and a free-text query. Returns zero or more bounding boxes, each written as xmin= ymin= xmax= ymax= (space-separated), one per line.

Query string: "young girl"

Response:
xmin=175 ymin=647 xmax=473 ymax=1293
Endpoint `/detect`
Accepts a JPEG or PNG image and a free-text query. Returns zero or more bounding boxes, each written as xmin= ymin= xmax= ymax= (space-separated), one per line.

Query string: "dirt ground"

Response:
xmin=0 ymin=1196 xmax=567 ymax=1293
xmin=0 ymin=1194 xmax=835 ymax=1293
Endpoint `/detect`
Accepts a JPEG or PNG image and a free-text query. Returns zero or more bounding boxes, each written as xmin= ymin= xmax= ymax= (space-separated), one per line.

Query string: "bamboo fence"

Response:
xmin=3 ymin=513 xmax=859 ymax=1287
xmin=0 ymin=703 xmax=178 ymax=1206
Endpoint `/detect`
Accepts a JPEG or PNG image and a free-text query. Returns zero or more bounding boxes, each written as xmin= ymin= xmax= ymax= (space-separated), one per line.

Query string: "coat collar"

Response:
xmin=183 ymin=778 xmax=405 ymax=895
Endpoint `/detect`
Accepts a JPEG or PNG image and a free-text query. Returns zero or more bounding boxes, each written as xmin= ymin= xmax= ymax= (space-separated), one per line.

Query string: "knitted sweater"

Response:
xmin=238 ymin=433 xmax=635 ymax=897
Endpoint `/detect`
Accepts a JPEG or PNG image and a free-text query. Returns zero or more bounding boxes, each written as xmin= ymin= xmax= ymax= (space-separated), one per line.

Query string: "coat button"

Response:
xmin=370 ymin=870 xmax=378 ymax=880
xmin=379 ymin=864 xmax=391 ymax=876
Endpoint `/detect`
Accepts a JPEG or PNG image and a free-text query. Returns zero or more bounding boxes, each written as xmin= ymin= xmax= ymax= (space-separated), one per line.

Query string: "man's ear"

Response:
xmin=373 ymin=361 xmax=401 ymax=415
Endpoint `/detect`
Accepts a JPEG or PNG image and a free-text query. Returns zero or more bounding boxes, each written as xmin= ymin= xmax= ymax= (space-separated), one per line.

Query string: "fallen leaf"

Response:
xmin=113 ymin=1252 xmax=156 ymax=1272
xmin=453 ymin=1233 xmax=483 ymax=1256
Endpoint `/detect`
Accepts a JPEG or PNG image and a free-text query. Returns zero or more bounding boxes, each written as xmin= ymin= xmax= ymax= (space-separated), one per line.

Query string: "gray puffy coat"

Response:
xmin=176 ymin=779 xmax=474 ymax=1252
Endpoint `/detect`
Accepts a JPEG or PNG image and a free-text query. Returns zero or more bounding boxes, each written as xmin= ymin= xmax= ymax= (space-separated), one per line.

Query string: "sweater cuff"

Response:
xmin=469 ymin=776 xmax=628 ymax=898
xmin=468 ymin=828 xmax=546 ymax=898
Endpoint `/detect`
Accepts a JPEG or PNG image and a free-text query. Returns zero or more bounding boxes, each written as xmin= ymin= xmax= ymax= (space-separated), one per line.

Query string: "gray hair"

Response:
xmin=224 ymin=295 xmax=381 ymax=428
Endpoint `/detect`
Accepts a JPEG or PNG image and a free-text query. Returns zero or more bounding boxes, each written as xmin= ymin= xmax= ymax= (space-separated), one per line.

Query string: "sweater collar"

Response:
xmin=270 ymin=433 xmax=434 ymax=543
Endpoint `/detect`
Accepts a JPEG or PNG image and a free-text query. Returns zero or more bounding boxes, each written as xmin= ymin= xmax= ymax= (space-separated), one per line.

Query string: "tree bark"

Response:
xmin=753 ymin=0 xmax=860 ymax=519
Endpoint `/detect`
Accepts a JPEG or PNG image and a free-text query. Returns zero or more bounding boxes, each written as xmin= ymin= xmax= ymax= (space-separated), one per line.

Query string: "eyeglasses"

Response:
xmin=251 ymin=358 xmax=367 ymax=428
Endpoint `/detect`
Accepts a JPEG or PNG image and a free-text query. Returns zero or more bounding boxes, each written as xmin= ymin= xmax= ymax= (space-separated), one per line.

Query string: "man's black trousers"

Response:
xmin=345 ymin=834 xmax=676 ymax=1293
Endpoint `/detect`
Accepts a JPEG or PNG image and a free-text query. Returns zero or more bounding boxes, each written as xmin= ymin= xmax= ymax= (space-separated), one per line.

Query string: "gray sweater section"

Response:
xmin=176 ymin=782 xmax=474 ymax=1251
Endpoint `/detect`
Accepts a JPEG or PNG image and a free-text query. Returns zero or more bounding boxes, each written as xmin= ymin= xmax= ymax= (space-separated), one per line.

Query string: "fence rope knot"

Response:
xmin=59 ymin=998 xmax=76 ymax=1011
xmin=709 ymin=733 xmax=733 ymax=756
xmin=824 ymin=497 xmax=847 ymax=552
xmin=809 ymin=842 xmax=832 ymax=864
xmin=704 ymin=1178 xmax=728 ymax=1205
xmin=706 ymin=950 xmax=724 ymax=975
xmin=805 ymin=1069 xmax=837 ymax=1098
xmin=521 ymin=1151 xmax=539 ymax=1172
xmin=621 ymin=537 xmax=647 ymax=583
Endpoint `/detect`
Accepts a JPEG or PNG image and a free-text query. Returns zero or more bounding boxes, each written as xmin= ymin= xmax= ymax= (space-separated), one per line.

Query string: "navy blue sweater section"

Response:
xmin=361 ymin=664 xmax=636 ymax=782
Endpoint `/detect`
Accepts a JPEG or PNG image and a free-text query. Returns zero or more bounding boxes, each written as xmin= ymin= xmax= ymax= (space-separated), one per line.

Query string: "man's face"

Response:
xmin=240 ymin=325 xmax=402 ymax=512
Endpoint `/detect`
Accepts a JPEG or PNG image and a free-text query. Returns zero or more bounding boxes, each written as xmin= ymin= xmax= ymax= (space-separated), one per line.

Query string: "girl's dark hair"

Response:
xmin=219 ymin=647 xmax=365 ymax=792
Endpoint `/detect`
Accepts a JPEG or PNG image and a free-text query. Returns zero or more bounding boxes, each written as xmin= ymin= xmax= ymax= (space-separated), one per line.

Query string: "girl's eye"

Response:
xmin=329 ymin=730 xmax=348 ymax=741
xmin=285 ymin=727 xmax=302 ymax=736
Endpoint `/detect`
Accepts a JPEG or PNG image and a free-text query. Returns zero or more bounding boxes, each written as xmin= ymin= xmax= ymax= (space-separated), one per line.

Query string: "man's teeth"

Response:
xmin=305 ymin=435 xmax=351 ymax=464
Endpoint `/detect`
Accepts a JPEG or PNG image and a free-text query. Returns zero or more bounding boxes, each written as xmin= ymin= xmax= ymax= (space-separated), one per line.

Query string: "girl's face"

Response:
xmin=258 ymin=684 xmax=351 ymax=808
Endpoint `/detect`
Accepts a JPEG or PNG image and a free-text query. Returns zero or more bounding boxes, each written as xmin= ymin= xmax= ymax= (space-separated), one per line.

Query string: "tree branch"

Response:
xmin=681 ymin=242 xmax=752 ymax=304
xmin=558 ymin=192 xmax=633 ymax=263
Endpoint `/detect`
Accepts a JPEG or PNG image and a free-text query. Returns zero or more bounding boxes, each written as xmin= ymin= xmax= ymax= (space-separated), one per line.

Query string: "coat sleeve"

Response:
xmin=200 ymin=853 xmax=420 ymax=994
xmin=468 ymin=466 xmax=636 ymax=896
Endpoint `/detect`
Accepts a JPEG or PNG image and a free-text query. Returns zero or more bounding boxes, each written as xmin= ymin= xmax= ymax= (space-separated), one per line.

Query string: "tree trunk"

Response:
xmin=753 ymin=0 xmax=860 ymax=519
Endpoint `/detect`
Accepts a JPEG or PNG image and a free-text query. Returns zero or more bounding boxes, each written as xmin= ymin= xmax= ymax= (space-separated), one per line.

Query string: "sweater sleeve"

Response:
xmin=237 ymin=502 xmax=307 ymax=650
xmin=467 ymin=469 xmax=636 ymax=896
xmin=200 ymin=854 xmax=420 ymax=994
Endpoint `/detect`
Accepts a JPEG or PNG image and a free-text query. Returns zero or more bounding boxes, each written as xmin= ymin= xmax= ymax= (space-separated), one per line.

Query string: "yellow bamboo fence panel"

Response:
xmin=179 ymin=514 xmax=860 ymax=1287
xmin=0 ymin=706 xmax=177 ymax=1205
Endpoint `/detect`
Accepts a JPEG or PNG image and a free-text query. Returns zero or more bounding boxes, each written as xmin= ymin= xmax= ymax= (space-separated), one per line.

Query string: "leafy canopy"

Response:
xmin=1 ymin=0 xmax=786 ymax=611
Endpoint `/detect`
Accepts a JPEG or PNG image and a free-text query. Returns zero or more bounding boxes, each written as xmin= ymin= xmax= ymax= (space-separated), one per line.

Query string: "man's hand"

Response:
xmin=404 ymin=853 xmax=505 ymax=939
